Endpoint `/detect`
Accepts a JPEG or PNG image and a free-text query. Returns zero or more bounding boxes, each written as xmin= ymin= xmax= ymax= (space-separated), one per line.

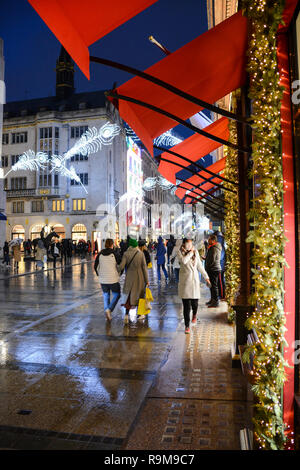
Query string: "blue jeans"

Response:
xmin=174 ymin=268 xmax=179 ymax=283
xmin=101 ymin=282 xmax=121 ymax=312
xmin=157 ymin=263 xmax=168 ymax=281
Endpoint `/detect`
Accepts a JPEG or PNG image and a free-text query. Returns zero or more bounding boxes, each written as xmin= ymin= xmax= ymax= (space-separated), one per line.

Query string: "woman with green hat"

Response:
xmin=118 ymin=238 xmax=149 ymax=324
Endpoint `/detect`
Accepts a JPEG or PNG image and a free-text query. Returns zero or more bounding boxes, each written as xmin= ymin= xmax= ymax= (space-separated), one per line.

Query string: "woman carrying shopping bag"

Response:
xmin=118 ymin=238 xmax=149 ymax=324
xmin=177 ymin=238 xmax=211 ymax=334
xmin=94 ymin=238 xmax=121 ymax=321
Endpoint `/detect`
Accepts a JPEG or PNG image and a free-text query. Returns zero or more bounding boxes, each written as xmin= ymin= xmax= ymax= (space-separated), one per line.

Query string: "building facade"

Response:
xmin=0 ymin=38 xmax=6 ymax=248
xmin=1 ymin=48 xmax=180 ymax=247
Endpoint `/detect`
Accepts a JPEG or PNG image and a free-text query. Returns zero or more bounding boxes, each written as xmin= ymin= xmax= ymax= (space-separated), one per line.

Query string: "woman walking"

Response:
xmin=94 ymin=238 xmax=121 ymax=321
xmin=2 ymin=242 xmax=10 ymax=268
xmin=138 ymin=240 xmax=151 ymax=267
xmin=12 ymin=243 xmax=21 ymax=271
xmin=155 ymin=236 xmax=168 ymax=282
xmin=118 ymin=238 xmax=149 ymax=324
xmin=35 ymin=239 xmax=47 ymax=270
xmin=177 ymin=238 xmax=211 ymax=334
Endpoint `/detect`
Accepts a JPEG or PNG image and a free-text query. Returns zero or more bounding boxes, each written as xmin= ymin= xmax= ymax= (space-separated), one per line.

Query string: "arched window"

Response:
xmin=12 ymin=225 xmax=25 ymax=240
xmin=72 ymin=223 xmax=87 ymax=242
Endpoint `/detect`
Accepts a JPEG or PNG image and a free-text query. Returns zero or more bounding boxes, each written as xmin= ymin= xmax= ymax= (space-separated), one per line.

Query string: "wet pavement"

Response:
xmin=0 ymin=260 xmax=252 ymax=450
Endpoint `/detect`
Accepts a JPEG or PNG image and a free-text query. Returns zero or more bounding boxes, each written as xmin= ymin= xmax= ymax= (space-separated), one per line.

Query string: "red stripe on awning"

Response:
xmin=175 ymin=158 xmax=226 ymax=199
xmin=158 ymin=117 xmax=229 ymax=184
xmin=112 ymin=11 xmax=247 ymax=155
xmin=28 ymin=0 xmax=157 ymax=79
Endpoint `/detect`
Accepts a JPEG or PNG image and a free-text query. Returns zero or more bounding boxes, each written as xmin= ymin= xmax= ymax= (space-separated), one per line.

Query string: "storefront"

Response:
xmin=288 ymin=0 xmax=300 ymax=420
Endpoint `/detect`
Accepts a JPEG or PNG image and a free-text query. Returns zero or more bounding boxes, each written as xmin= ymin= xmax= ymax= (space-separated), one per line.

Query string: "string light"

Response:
xmin=242 ymin=0 xmax=288 ymax=451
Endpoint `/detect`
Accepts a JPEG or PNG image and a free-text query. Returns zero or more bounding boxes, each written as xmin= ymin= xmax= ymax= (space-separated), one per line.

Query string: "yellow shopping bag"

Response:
xmin=137 ymin=298 xmax=151 ymax=316
xmin=145 ymin=287 xmax=154 ymax=302
xmin=147 ymin=262 xmax=152 ymax=269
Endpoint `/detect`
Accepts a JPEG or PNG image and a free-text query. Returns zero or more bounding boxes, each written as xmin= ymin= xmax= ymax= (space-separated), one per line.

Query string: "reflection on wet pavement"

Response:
xmin=0 ymin=261 xmax=251 ymax=450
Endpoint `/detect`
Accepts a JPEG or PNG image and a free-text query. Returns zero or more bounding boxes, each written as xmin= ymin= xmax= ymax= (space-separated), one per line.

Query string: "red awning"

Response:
xmin=28 ymin=0 xmax=157 ymax=79
xmin=112 ymin=11 xmax=247 ymax=155
xmin=175 ymin=158 xmax=226 ymax=199
xmin=158 ymin=117 xmax=229 ymax=184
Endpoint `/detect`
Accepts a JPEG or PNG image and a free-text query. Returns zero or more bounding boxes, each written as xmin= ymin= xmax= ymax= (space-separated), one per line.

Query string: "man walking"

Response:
xmin=204 ymin=234 xmax=222 ymax=308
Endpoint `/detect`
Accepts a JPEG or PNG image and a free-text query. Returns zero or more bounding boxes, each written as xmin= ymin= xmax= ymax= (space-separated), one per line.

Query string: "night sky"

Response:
xmin=0 ymin=0 xmax=208 ymax=103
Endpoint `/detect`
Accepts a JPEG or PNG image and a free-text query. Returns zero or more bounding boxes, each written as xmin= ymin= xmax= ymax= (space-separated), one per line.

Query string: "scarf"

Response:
xmin=180 ymin=245 xmax=196 ymax=266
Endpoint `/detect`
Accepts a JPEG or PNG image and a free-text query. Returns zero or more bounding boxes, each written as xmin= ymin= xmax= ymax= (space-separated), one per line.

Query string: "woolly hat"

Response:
xmin=129 ymin=238 xmax=138 ymax=247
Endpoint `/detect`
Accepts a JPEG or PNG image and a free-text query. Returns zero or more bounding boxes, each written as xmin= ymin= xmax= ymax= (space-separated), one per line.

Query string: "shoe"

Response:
xmin=185 ymin=327 xmax=190 ymax=334
xmin=205 ymin=300 xmax=213 ymax=305
xmin=124 ymin=315 xmax=129 ymax=325
xmin=105 ymin=309 xmax=112 ymax=321
xmin=191 ymin=316 xmax=197 ymax=325
xmin=208 ymin=302 xmax=220 ymax=308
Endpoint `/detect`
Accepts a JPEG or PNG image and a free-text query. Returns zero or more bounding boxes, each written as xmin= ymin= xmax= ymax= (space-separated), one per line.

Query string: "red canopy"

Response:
xmin=158 ymin=117 xmax=229 ymax=184
xmin=175 ymin=158 xmax=226 ymax=199
xmin=28 ymin=0 xmax=157 ymax=79
xmin=112 ymin=11 xmax=247 ymax=155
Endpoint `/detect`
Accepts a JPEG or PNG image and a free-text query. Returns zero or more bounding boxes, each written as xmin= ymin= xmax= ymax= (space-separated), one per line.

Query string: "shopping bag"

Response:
xmin=147 ymin=262 xmax=152 ymax=269
xmin=137 ymin=298 xmax=151 ymax=316
xmin=145 ymin=287 xmax=154 ymax=302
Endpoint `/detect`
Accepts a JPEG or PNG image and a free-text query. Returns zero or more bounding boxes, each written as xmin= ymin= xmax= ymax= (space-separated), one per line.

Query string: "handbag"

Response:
xmin=146 ymin=287 xmax=154 ymax=302
xmin=147 ymin=262 xmax=152 ymax=269
xmin=137 ymin=298 xmax=151 ymax=316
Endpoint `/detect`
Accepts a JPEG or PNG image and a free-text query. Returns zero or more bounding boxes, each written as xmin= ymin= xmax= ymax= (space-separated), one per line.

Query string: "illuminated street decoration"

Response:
xmin=126 ymin=126 xmax=183 ymax=147
xmin=154 ymin=130 xmax=183 ymax=147
xmin=143 ymin=175 xmax=175 ymax=191
xmin=1 ymin=122 xmax=121 ymax=194
xmin=5 ymin=150 xmax=49 ymax=176
xmin=64 ymin=122 xmax=121 ymax=160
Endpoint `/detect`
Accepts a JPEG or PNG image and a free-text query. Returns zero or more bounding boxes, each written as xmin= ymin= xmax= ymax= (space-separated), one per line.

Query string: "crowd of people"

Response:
xmin=1 ymin=230 xmax=226 ymax=333
xmin=1 ymin=237 xmax=93 ymax=271
xmin=94 ymin=231 xmax=226 ymax=334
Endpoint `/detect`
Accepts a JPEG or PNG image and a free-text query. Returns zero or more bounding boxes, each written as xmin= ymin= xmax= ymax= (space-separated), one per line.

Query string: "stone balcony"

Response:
xmin=5 ymin=187 xmax=61 ymax=198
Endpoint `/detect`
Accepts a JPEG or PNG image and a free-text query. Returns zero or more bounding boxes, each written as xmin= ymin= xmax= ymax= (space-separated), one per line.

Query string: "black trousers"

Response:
xmin=182 ymin=299 xmax=198 ymax=328
xmin=206 ymin=270 xmax=220 ymax=302
xmin=218 ymin=270 xmax=225 ymax=299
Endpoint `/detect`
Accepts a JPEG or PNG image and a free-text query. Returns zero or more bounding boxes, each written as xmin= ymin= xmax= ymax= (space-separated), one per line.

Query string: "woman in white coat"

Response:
xmin=177 ymin=238 xmax=211 ymax=333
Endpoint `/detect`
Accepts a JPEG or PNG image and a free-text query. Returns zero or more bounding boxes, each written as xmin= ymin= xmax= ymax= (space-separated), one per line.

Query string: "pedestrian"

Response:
xmin=138 ymin=240 xmax=151 ymax=266
xmin=177 ymin=238 xmax=211 ymax=334
xmin=94 ymin=238 xmax=121 ymax=321
xmin=51 ymin=240 xmax=60 ymax=268
xmin=170 ymin=239 xmax=182 ymax=283
xmin=118 ymin=238 xmax=149 ymax=324
xmin=12 ymin=243 xmax=21 ymax=271
xmin=155 ymin=236 xmax=168 ymax=282
xmin=205 ymin=234 xmax=222 ymax=307
xmin=2 ymin=241 xmax=10 ymax=267
xmin=215 ymin=231 xmax=226 ymax=300
xmin=35 ymin=239 xmax=46 ymax=270
xmin=167 ymin=236 xmax=175 ymax=264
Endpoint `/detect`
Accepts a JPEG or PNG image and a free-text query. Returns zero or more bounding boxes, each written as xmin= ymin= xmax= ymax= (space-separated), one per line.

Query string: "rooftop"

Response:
xmin=4 ymin=90 xmax=108 ymax=119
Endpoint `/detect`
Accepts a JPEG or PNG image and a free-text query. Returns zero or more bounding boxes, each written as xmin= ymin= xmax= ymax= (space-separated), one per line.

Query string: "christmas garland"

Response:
xmin=224 ymin=110 xmax=241 ymax=323
xmin=241 ymin=0 xmax=288 ymax=450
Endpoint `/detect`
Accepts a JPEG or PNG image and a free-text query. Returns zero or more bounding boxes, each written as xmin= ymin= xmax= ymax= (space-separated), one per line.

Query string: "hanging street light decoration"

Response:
xmin=126 ymin=126 xmax=183 ymax=148
xmin=1 ymin=122 xmax=121 ymax=194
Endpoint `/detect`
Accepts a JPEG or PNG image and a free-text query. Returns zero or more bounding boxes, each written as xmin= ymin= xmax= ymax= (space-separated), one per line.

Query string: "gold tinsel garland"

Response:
xmin=224 ymin=113 xmax=241 ymax=323
xmin=242 ymin=0 xmax=288 ymax=450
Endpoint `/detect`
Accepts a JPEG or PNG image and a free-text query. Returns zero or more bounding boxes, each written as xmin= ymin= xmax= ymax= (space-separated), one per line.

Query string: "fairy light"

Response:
xmin=242 ymin=0 xmax=288 ymax=450
xmin=223 ymin=104 xmax=240 ymax=323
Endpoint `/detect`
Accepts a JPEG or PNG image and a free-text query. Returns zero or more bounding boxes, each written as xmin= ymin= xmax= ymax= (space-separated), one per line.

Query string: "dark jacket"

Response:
xmin=205 ymin=242 xmax=222 ymax=272
xmin=143 ymin=249 xmax=151 ymax=265
xmin=156 ymin=236 xmax=166 ymax=264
